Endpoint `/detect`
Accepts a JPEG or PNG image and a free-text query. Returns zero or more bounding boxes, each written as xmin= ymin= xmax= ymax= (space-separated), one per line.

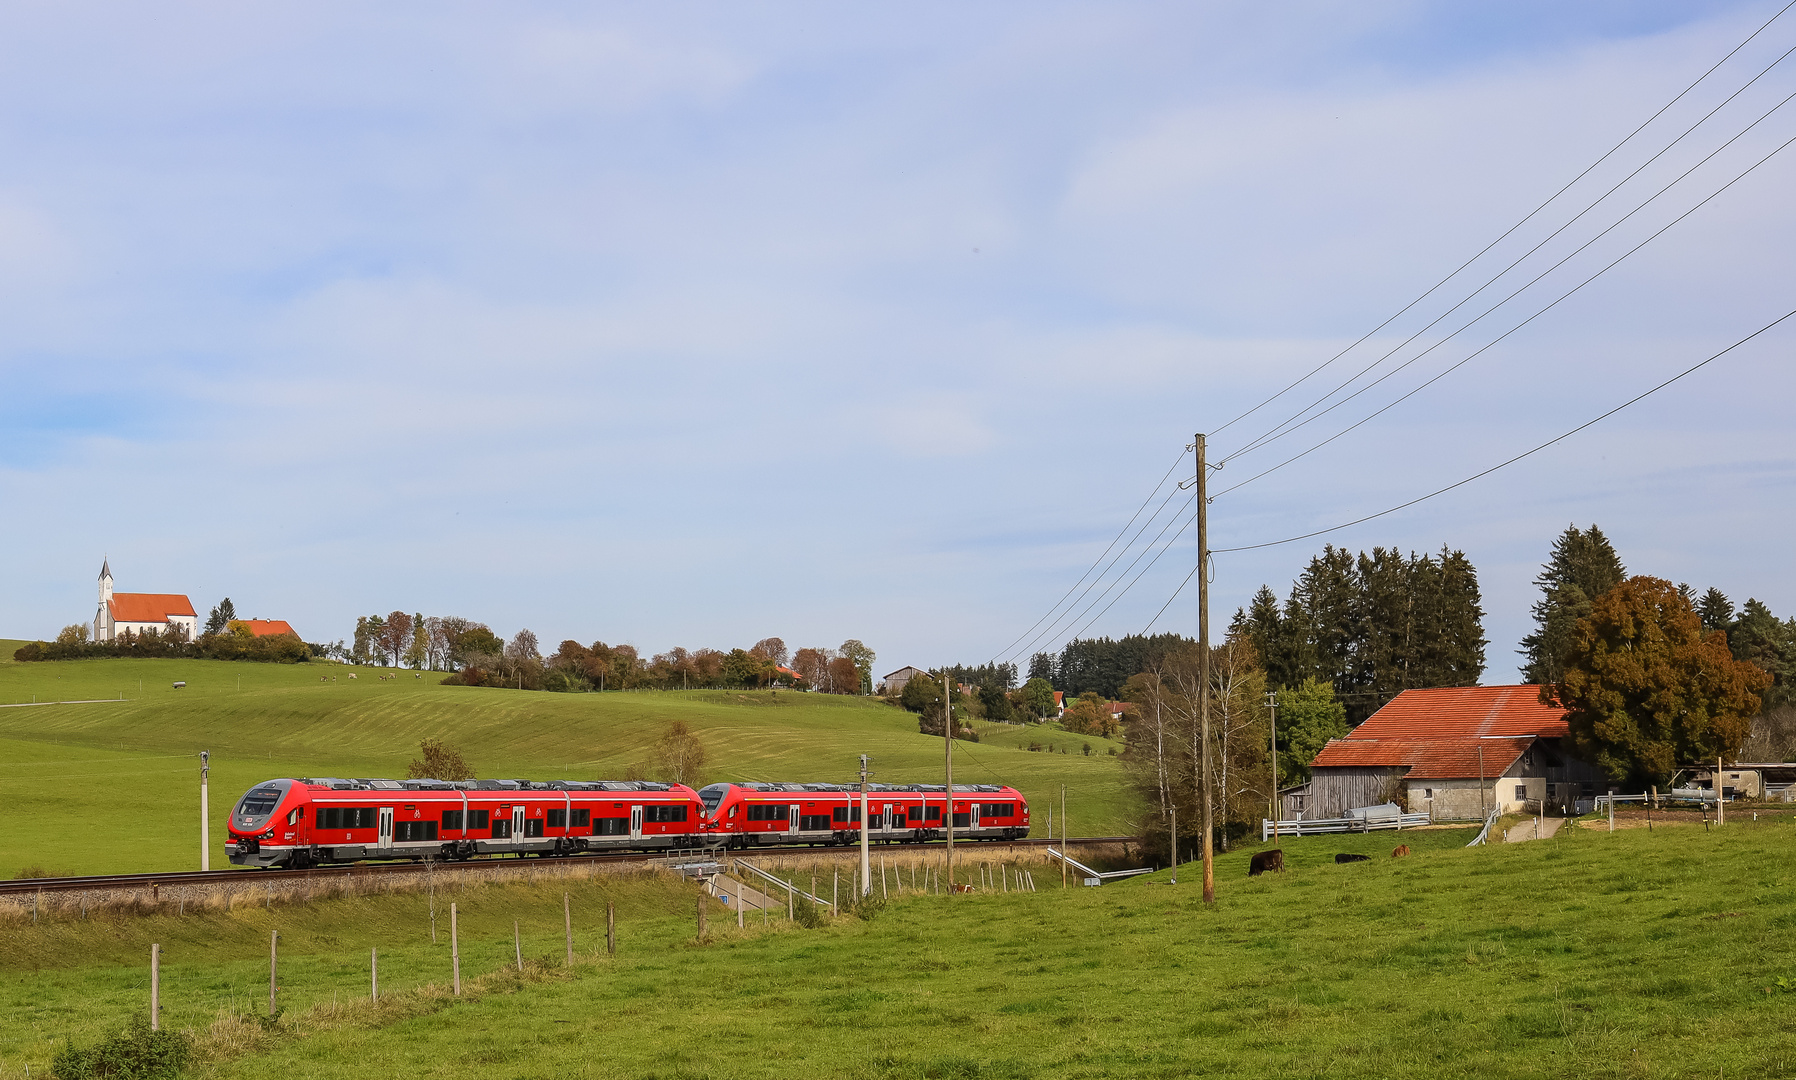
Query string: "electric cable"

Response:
xmin=1222 ymin=44 xmax=1796 ymax=465
xmin=1208 ymin=0 xmax=1796 ymax=442
xmin=1210 ymin=126 xmax=1796 ymax=499
xmin=987 ymin=446 xmax=1189 ymax=664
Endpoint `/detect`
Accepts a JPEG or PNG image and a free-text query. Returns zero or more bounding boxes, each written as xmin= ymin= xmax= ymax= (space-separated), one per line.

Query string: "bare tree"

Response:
xmin=651 ymin=720 xmax=707 ymax=786
xmin=505 ymin=628 xmax=541 ymax=664
xmin=750 ymin=637 xmax=790 ymax=668
xmin=407 ymin=738 xmax=475 ymax=781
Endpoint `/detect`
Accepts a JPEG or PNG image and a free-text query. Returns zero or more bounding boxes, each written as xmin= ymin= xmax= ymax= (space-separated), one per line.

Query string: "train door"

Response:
xmin=512 ymin=806 xmax=526 ymax=848
xmin=630 ymin=804 xmax=644 ymax=841
xmin=971 ymin=803 xmax=982 ymax=832
xmin=882 ymin=804 xmax=894 ymax=834
xmin=377 ymin=807 xmax=394 ymax=851
xmin=789 ymin=803 xmax=801 ymax=836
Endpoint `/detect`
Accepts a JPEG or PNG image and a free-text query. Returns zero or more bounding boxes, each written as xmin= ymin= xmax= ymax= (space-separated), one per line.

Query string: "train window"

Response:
xmin=799 ymin=815 xmax=831 ymax=831
xmin=546 ymin=809 xmax=567 ymax=828
xmin=728 ymin=805 xmax=738 ymax=819
xmin=594 ymin=817 xmax=629 ymax=835
xmin=316 ymin=807 xmax=377 ymax=830
xmin=524 ymin=818 xmax=545 ymax=838
xmin=952 ymin=812 xmax=971 ymax=828
xmin=980 ymin=803 xmax=1014 ymax=818
xmin=571 ymin=809 xmax=591 ymax=828
xmin=395 ymin=821 xmax=439 ymax=842
xmin=491 ymin=818 xmax=512 ymax=839
xmin=468 ymin=809 xmax=490 ymax=831
xmin=442 ymin=810 xmax=464 ymax=831
xmin=287 ymin=809 xmax=301 ymax=826
xmin=698 ymin=785 xmax=728 ymax=814
xmin=746 ymin=805 xmax=787 ymax=822
xmin=237 ymin=787 xmax=283 ymax=817
xmin=831 ymin=807 xmax=861 ymax=824
xmin=644 ymin=805 xmax=688 ymax=823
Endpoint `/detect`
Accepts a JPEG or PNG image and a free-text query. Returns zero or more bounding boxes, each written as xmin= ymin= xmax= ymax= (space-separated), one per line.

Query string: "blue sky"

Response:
xmin=3 ymin=1 xmax=1792 ymax=683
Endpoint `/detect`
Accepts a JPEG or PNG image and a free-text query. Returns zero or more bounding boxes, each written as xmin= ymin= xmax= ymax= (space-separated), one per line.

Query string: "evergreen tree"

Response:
xmin=1518 ymin=525 xmax=1626 ymax=684
xmin=204 ymin=599 xmax=235 ymax=637
xmin=1730 ymin=598 xmax=1796 ymax=710
xmin=1293 ymin=545 xmax=1360 ymax=695
xmin=1698 ymin=587 xmax=1736 ymax=633
xmin=404 ymin=611 xmax=428 ymax=669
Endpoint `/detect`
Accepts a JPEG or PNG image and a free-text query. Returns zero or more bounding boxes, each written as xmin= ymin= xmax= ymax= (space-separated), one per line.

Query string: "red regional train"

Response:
xmin=228 ymin=777 xmax=1029 ymax=868
xmin=227 ymin=777 xmax=702 ymax=868
xmin=696 ymin=782 xmax=1030 ymax=847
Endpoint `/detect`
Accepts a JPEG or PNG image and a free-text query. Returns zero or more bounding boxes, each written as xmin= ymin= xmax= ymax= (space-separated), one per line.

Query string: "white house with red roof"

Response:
xmin=93 ymin=559 xmax=198 ymax=643
xmin=1307 ymin=685 xmax=1607 ymax=820
xmin=232 ymin=619 xmax=300 ymax=639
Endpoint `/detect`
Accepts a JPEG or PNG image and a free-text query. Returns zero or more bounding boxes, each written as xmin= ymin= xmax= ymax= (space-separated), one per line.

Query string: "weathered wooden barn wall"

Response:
xmin=1308 ymin=767 xmax=1406 ymax=818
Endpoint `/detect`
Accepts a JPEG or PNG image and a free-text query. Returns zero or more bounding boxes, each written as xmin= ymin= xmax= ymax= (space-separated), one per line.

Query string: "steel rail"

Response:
xmin=0 ymin=836 xmax=1138 ymax=896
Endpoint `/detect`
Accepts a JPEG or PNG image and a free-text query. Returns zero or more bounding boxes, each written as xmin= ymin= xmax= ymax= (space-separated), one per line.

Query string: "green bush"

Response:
xmin=793 ymin=893 xmax=827 ymax=928
xmin=53 ymin=1019 xmax=191 ymax=1079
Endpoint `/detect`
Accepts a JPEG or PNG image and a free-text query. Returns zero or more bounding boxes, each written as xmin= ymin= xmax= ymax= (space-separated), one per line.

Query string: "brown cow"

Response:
xmin=1392 ymin=844 xmax=1411 ymax=858
xmin=1248 ymin=849 xmax=1284 ymax=876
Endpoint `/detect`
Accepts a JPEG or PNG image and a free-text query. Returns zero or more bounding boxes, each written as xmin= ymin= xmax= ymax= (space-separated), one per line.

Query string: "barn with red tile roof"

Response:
xmin=1306 ymin=685 xmax=1606 ymax=820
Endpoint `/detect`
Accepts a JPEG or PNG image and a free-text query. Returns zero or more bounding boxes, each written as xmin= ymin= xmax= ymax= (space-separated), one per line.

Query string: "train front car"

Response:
xmin=227 ymin=779 xmax=303 ymax=867
xmin=227 ymin=778 xmax=704 ymax=868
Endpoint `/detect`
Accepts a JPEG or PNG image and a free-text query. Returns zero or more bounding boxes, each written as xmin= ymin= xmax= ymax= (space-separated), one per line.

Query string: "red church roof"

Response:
xmin=108 ymin=593 xmax=196 ymax=622
xmin=236 ymin=619 xmax=298 ymax=638
xmin=1310 ymin=685 xmax=1567 ymax=780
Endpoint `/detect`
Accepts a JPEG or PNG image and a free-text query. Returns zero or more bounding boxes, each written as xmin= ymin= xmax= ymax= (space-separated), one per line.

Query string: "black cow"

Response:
xmin=1335 ymin=853 xmax=1371 ymax=864
xmin=1249 ymin=849 xmax=1285 ymax=876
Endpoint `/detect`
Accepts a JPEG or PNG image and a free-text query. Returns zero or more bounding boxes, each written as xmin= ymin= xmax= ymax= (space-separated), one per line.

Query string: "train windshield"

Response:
xmin=697 ymin=785 xmax=729 ymax=815
xmin=237 ymin=787 xmax=284 ymax=817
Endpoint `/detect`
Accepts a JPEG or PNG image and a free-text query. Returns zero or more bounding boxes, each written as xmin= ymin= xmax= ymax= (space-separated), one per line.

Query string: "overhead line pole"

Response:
xmin=1198 ymin=434 xmax=1215 ymax=905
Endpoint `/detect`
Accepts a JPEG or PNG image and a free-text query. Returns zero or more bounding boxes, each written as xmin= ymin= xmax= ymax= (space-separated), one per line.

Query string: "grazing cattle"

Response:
xmin=1391 ymin=844 xmax=1411 ymax=858
xmin=951 ymin=882 xmax=978 ymax=894
xmin=347 ymin=673 xmax=357 ymax=680
xmin=1248 ymin=849 xmax=1284 ymax=876
xmin=1335 ymin=853 xmax=1371 ymax=864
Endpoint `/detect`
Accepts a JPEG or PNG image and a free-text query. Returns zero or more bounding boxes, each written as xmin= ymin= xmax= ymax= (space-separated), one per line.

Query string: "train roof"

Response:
xmin=294 ymin=778 xmax=685 ymax=793
xmin=715 ymin=782 xmax=1012 ymax=794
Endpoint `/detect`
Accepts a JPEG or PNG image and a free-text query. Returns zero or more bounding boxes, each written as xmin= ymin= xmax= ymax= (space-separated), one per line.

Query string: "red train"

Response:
xmin=228 ymin=776 xmax=1030 ymax=868
xmin=228 ymin=777 xmax=702 ymax=868
xmin=696 ymin=783 xmax=1030 ymax=847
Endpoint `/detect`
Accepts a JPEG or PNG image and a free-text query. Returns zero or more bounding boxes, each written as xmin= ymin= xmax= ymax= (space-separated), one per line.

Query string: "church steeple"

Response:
xmin=98 ymin=558 xmax=113 ymax=604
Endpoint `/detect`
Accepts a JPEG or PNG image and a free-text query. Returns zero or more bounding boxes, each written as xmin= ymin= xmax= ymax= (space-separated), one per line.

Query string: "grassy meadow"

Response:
xmin=0 ymin=649 xmax=1129 ymax=877
xmin=6 ymin=817 xmax=1796 ymax=1078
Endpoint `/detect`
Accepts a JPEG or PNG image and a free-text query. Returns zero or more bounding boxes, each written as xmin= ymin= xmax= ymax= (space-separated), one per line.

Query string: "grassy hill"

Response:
xmin=0 ymin=654 xmax=1131 ymax=876
xmin=6 ymin=817 xmax=1796 ymax=1078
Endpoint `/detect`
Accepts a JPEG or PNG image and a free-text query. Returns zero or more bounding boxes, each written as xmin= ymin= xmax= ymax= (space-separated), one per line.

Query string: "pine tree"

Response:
xmin=1518 ymin=525 xmax=1626 ymax=684
xmin=1730 ymin=599 xmax=1796 ymax=710
xmin=1294 ymin=546 xmax=1360 ymax=696
xmin=1698 ymin=587 xmax=1736 ymax=633
xmin=405 ymin=611 xmax=429 ymax=670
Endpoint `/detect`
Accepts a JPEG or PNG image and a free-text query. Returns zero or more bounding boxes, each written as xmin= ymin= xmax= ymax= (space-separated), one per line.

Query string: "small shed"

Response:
xmin=882 ymin=666 xmax=928 ymax=696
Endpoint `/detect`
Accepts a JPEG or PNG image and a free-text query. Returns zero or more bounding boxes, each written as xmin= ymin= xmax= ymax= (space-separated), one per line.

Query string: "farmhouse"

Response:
xmin=882 ymin=666 xmax=928 ymax=696
xmin=1307 ymin=684 xmax=1607 ymax=820
xmin=92 ymin=559 xmax=198 ymax=643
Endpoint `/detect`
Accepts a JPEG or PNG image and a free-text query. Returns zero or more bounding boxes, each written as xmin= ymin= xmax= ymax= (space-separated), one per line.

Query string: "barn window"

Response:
xmin=1423 ymin=789 xmax=1433 ymax=800
xmin=1515 ymin=785 xmax=1527 ymax=800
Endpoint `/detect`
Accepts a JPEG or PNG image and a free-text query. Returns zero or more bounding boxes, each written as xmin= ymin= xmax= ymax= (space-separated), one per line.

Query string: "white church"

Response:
xmin=93 ymin=559 xmax=198 ymax=643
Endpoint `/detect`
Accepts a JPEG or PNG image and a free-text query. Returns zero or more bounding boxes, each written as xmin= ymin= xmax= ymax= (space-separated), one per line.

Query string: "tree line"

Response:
xmin=17 ymin=597 xmax=317 ymax=663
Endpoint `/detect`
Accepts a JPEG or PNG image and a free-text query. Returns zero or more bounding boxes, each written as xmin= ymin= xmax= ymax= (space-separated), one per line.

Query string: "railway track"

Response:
xmin=0 ymin=836 xmax=1137 ymax=896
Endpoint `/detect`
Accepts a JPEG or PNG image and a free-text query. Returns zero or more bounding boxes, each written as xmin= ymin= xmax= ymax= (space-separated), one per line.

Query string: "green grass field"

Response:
xmin=0 ymin=651 xmax=1130 ymax=877
xmin=7 ymin=819 xmax=1796 ymax=1079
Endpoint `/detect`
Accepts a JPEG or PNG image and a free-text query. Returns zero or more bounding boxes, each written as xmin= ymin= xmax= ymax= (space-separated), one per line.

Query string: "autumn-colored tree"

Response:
xmin=407 ymin=738 xmax=475 ymax=781
xmin=750 ymin=637 xmax=789 ymax=667
xmin=1547 ymin=576 xmax=1770 ymax=784
xmin=792 ymin=647 xmax=832 ymax=690
xmin=825 ymin=656 xmax=859 ymax=695
xmin=1060 ymin=692 xmax=1118 ymax=737
xmin=651 ymin=720 xmax=707 ymax=785
xmin=377 ymin=611 xmax=413 ymax=667
xmin=404 ymin=612 xmax=428 ymax=669
xmin=839 ymin=639 xmax=876 ymax=694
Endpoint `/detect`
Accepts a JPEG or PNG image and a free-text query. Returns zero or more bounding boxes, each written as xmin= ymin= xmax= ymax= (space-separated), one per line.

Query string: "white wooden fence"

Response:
xmin=1261 ymin=812 xmax=1431 ymax=841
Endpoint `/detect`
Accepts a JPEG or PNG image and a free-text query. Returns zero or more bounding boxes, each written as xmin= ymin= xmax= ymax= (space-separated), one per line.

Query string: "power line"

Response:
xmin=1222 ymin=43 xmax=1796 ymax=465
xmin=1206 ymin=0 xmax=1796 ymax=442
xmin=1207 ymin=307 xmax=1796 ymax=554
xmin=1211 ymin=126 xmax=1796 ymax=499
xmin=987 ymin=446 xmax=1189 ymax=664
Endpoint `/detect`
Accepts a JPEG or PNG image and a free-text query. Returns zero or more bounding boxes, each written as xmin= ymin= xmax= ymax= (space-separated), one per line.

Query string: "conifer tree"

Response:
xmin=1518 ymin=525 xmax=1626 ymax=684
xmin=1698 ymin=587 xmax=1736 ymax=633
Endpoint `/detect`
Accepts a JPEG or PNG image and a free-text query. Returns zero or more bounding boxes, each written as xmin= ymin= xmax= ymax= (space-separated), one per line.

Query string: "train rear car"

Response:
xmin=698 ymin=782 xmax=1028 ymax=847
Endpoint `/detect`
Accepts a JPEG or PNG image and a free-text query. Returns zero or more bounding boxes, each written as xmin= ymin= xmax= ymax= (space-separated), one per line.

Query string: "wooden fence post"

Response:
xmin=451 ymin=903 xmax=461 ymax=995
xmin=606 ymin=901 xmax=616 ymax=956
xmin=150 ymin=944 xmax=160 ymax=1031
xmin=696 ymin=893 xmax=707 ymax=939
xmin=269 ymin=931 xmax=279 ymax=1019
xmin=564 ymin=893 xmax=573 ymax=967
xmin=514 ymin=919 xmax=523 ymax=971
xmin=371 ymin=947 xmax=378 ymax=1002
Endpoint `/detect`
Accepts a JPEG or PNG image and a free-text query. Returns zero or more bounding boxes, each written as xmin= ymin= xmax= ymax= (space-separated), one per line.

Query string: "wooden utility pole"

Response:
xmin=944 ymin=682 xmax=955 ymax=894
xmin=859 ymin=754 xmax=872 ymax=897
xmin=1197 ymin=433 xmax=1214 ymax=905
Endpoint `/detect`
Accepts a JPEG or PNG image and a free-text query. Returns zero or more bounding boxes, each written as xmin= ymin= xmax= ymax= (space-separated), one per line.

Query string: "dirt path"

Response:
xmin=1503 ymin=815 xmax=1566 ymax=843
